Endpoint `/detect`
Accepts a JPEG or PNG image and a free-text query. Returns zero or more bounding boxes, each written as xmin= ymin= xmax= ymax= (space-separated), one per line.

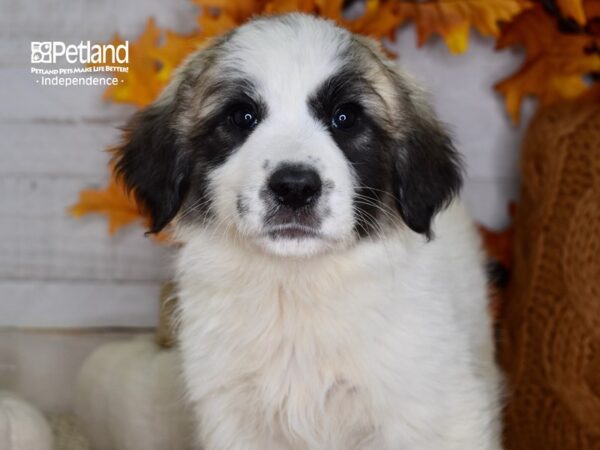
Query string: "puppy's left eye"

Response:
xmin=331 ymin=104 xmax=359 ymax=131
xmin=231 ymin=104 xmax=259 ymax=130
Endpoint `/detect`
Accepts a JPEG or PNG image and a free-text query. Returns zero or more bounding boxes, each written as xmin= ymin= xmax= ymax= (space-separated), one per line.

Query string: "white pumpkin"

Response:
xmin=0 ymin=391 xmax=53 ymax=450
xmin=75 ymin=336 xmax=192 ymax=450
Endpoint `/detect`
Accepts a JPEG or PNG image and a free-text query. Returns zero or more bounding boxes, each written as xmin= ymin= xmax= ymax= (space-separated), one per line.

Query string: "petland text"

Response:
xmin=31 ymin=41 xmax=129 ymax=65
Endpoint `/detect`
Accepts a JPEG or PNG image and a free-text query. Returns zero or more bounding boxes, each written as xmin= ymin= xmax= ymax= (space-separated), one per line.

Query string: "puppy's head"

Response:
xmin=115 ymin=14 xmax=462 ymax=257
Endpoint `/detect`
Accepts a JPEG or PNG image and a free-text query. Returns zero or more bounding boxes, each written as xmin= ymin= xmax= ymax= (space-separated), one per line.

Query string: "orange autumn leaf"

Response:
xmin=495 ymin=5 xmax=600 ymax=123
xmin=387 ymin=0 xmax=531 ymax=54
xmin=264 ymin=0 xmax=317 ymax=15
xmin=197 ymin=7 xmax=241 ymax=36
xmin=70 ymin=172 xmax=143 ymax=235
xmin=92 ymin=19 xmax=164 ymax=107
xmin=70 ymin=169 xmax=170 ymax=241
xmin=148 ymin=30 xmax=205 ymax=84
xmin=585 ymin=0 xmax=600 ymax=21
xmin=557 ymin=0 xmax=587 ymax=24
xmin=315 ymin=0 xmax=346 ymax=20
xmin=98 ymin=0 xmax=535 ymax=109
xmin=478 ymin=203 xmax=516 ymax=323
xmin=344 ymin=0 xmax=405 ymax=40
xmin=479 ymin=227 xmax=513 ymax=271
xmin=192 ymin=0 xmax=266 ymax=23
xmin=91 ymin=19 xmax=205 ymax=108
xmin=269 ymin=0 xmax=531 ymax=53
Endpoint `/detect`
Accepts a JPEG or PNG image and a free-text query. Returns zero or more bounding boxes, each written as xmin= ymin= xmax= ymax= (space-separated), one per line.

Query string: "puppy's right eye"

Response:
xmin=230 ymin=104 xmax=259 ymax=130
xmin=331 ymin=104 xmax=360 ymax=131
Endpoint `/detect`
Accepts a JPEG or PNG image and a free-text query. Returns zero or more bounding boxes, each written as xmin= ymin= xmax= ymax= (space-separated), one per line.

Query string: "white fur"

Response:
xmin=171 ymin=15 xmax=503 ymax=450
xmin=176 ymin=203 xmax=501 ymax=450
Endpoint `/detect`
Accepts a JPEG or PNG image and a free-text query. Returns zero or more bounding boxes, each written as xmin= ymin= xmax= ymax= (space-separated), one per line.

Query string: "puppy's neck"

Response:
xmin=174 ymin=223 xmax=413 ymax=295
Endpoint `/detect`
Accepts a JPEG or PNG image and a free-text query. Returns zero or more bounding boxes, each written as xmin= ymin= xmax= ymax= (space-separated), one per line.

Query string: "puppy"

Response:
xmin=115 ymin=13 xmax=503 ymax=450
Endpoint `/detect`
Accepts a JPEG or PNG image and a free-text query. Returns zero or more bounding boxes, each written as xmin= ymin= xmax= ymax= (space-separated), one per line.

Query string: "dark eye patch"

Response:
xmin=307 ymin=68 xmax=386 ymax=138
xmin=178 ymin=77 xmax=268 ymax=225
xmin=308 ymin=68 xmax=397 ymax=237
xmin=310 ymin=73 xmax=367 ymax=117
xmin=187 ymin=78 xmax=267 ymax=167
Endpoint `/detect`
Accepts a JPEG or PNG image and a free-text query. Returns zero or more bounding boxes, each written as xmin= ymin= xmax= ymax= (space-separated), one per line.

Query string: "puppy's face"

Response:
xmin=116 ymin=14 xmax=461 ymax=257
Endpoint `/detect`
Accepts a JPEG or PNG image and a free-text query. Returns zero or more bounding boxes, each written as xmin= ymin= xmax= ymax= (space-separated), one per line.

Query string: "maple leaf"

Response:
xmin=91 ymin=19 xmax=205 ymax=108
xmin=557 ymin=0 xmax=587 ymax=24
xmin=315 ymin=0 xmax=346 ymax=20
xmin=479 ymin=222 xmax=513 ymax=323
xmin=344 ymin=0 xmax=405 ymax=41
xmin=193 ymin=0 xmax=531 ymax=53
xmin=196 ymin=6 xmax=242 ymax=36
xmin=148 ymin=30 xmax=205 ymax=84
xmin=70 ymin=170 xmax=143 ymax=235
xmin=383 ymin=0 xmax=531 ymax=54
xmin=495 ymin=5 xmax=600 ymax=123
xmin=95 ymin=19 xmax=165 ymax=107
xmin=96 ymin=0 xmax=535 ymax=109
xmin=70 ymin=167 xmax=170 ymax=241
xmin=479 ymin=225 xmax=513 ymax=270
xmin=192 ymin=0 xmax=266 ymax=23
xmin=478 ymin=203 xmax=516 ymax=324
xmin=585 ymin=0 xmax=600 ymax=21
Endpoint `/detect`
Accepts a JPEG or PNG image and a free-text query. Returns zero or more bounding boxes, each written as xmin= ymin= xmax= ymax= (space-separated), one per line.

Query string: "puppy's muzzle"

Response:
xmin=268 ymin=164 xmax=322 ymax=210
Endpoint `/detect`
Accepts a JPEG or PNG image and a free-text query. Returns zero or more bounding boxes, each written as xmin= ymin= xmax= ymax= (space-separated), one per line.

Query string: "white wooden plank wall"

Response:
xmin=0 ymin=0 xmax=528 ymax=329
xmin=0 ymin=0 xmax=199 ymax=329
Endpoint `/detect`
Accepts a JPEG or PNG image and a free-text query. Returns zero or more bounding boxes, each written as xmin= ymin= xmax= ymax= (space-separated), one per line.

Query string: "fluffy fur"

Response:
xmin=115 ymin=14 xmax=503 ymax=450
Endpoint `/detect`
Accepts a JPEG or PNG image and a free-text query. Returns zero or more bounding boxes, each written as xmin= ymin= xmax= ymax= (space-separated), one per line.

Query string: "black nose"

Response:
xmin=268 ymin=165 xmax=322 ymax=210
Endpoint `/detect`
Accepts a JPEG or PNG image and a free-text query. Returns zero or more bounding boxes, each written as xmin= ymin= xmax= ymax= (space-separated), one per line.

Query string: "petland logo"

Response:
xmin=31 ymin=41 xmax=129 ymax=64
xmin=30 ymin=40 xmax=129 ymax=87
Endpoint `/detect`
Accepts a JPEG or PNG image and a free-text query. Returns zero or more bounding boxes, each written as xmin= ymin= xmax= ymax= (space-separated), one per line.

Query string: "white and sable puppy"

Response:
xmin=115 ymin=13 xmax=503 ymax=450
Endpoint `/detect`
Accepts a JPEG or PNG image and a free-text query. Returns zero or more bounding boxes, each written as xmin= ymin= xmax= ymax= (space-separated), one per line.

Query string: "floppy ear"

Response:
xmin=113 ymin=98 xmax=192 ymax=234
xmin=392 ymin=105 xmax=463 ymax=239
xmin=113 ymin=35 xmax=232 ymax=234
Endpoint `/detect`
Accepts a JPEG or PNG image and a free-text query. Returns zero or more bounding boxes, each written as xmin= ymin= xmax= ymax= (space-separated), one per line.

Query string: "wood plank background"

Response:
xmin=0 ymin=0 xmax=529 ymax=329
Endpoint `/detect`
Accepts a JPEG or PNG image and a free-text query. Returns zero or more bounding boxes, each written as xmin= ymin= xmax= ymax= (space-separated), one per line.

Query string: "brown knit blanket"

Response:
xmin=500 ymin=100 xmax=600 ymax=449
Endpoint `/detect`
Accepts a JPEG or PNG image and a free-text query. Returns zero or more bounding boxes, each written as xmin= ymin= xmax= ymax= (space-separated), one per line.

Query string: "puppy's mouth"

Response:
xmin=265 ymin=223 xmax=321 ymax=240
xmin=263 ymin=203 xmax=323 ymax=240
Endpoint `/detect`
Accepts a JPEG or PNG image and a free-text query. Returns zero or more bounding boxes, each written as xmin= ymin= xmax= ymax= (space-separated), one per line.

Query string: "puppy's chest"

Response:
xmin=181 ymin=281 xmax=377 ymax=429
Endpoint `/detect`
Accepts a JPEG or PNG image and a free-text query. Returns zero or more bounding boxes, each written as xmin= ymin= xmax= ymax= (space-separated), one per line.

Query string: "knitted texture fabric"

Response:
xmin=499 ymin=100 xmax=600 ymax=449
